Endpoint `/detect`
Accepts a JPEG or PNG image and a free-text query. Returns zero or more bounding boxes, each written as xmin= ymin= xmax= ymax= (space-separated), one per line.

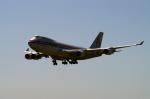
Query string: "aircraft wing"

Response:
xmin=24 ymin=48 xmax=49 ymax=57
xmin=82 ymin=41 xmax=144 ymax=55
xmin=62 ymin=49 xmax=84 ymax=56
xmin=24 ymin=48 xmax=37 ymax=54
xmin=111 ymin=41 xmax=144 ymax=49
xmin=62 ymin=49 xmax=84 ymax=52
xmin=60 ymin=41 xmax=144 ymax=57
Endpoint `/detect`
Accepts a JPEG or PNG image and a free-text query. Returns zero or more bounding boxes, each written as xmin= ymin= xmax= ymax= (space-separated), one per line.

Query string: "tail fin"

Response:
xmin=90 ymin=32 xmax=103 ymax=48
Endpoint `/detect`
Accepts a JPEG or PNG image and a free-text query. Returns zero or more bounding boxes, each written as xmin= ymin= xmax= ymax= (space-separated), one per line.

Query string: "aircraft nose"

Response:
xmin=28 ymin=40 xmax=34 ymax=46
xmin=28 ymin=40 xmax=34 ymax=44
xmin=28 ymin=36 xmax=37 ymax=46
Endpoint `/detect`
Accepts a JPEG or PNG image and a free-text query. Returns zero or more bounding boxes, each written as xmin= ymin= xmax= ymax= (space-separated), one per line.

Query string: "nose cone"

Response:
xmin=28 ymin=40 xmax=33 ymax=46
xmin=28 ymin=36 xmax=37 ymax=46
xmin=28 ymin=40 xmax=33 ymax=47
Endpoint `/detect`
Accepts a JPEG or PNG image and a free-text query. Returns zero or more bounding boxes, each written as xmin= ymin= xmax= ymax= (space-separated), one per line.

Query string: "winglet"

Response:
xmin=137 ymin=41 xmax=144 ymax=45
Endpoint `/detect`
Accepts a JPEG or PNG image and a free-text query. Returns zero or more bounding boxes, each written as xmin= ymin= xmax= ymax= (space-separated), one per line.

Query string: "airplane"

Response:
xmin=25 ymin=32 xmax=144 ymax=65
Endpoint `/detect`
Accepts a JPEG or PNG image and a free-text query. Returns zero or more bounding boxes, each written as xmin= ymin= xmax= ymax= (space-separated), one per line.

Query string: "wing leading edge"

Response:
xmin=111 ymin=41 xmax=144 ymax=49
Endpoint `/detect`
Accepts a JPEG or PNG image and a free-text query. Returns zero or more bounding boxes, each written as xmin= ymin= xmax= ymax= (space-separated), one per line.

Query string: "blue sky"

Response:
xmin=0 ymin=0 xmax=150 ymax=99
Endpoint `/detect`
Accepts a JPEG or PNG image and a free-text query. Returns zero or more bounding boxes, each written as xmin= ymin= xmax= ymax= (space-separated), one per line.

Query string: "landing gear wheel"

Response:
xmin=69 ymin=60 xmax=78 ymax=64
xmin=53 ymin=62 xmax=58 ymax=65
xmin=62 ymin=60 xmax=68 ymax=65
xmin=52 ymin=59 xmax=57 ymax=65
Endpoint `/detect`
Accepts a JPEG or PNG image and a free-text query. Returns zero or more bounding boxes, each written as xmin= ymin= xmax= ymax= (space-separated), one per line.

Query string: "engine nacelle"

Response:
xmin=103 ymin=48 xmax=115 ymax=55
xmin=25 ymin=54 xmax=32 ymax=59
xmin=25 ymin=54 xmax=42 ymax=60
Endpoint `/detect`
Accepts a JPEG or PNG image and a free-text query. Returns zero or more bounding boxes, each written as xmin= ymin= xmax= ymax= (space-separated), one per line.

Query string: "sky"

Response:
xmin=0 ymin=0 xmax=150 ymax=99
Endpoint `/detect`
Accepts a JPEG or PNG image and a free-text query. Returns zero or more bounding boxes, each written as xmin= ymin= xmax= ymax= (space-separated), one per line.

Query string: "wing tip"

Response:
xmin=137 ymin=41 xmax=144 ymax=45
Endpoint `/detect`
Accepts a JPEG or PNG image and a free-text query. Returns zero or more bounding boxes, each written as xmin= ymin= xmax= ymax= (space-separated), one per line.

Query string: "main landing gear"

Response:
xmin=68 ymin=60 xmax=78 ymax=64
xmin=52 ymin=59 xmax=78 ymax=65
xmin=62 ymin=60 xmax=68 ymax=65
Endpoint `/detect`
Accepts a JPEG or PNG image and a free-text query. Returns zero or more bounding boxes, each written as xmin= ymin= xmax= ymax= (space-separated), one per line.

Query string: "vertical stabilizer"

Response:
xmin=90 ymin=32 xmax=103 ymax=48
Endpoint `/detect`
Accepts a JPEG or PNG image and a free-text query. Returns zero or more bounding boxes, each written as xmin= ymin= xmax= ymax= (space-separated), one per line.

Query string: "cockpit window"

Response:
xmin=30 ymin=35 xmax=41 ymax=40
xmin=30 ymin=36 xmax=36 ymax=41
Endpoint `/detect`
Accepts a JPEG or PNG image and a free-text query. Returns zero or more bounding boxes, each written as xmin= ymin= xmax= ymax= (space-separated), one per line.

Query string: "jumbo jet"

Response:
xmin=25 ymin=32 xmax=144 ymax=65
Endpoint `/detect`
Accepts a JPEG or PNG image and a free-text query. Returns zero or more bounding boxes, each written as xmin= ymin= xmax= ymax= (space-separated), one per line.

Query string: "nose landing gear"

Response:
xmin=52 ymin=59 xmax=58 ymax=65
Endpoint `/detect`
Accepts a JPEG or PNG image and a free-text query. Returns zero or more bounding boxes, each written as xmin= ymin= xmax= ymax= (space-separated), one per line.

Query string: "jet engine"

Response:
xmin=25 ymin=54 xmax=42 ymax=60
xmin=103 ymin=48 xmax=116 ymax=55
